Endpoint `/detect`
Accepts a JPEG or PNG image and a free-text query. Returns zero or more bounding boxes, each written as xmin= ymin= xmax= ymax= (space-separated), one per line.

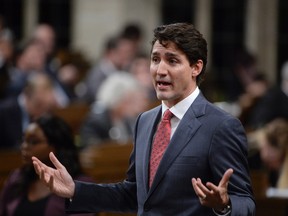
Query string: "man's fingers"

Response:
xmin=196 ymin=178 xmax=211 ymax=194
xmin=32 ymin=156 xmax=48 ymax=173
xmin=40 ymin=167 xmax=48 ymax=183
xmin=206 ymin=182 xmax=218 ymax=192
xmin=192 ymin=178 xmax=207 ymax=199
xmin=219 ymin=168 xmax=233 ymax=186
xmin=48 ymin=174 xmax=54 ymax=192
xmin=32 ymin=160 xmax=41 ymax=176
xmin=49 ymin=152 xmax=64 ymax=170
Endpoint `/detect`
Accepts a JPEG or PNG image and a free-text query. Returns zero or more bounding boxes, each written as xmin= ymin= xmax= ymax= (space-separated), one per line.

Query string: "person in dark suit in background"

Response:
xmin=245 ymin=61 xmax=288 ymax=130
xmin=83 ymin=35 xmax=136 ymax=104
xmin=32 ymin=23 xmax=255 ymax=215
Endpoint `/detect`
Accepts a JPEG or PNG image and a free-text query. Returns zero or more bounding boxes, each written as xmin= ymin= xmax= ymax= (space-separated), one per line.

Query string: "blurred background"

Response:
xmin=0 ymin=1 xmax=288 ymax=215
xmin=0 ymin=0 xmax=287 ymax=99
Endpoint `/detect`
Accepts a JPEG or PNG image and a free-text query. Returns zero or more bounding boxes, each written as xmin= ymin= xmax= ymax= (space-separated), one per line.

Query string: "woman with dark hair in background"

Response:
xmin=0 ymin=115 xmax=95 ymax=216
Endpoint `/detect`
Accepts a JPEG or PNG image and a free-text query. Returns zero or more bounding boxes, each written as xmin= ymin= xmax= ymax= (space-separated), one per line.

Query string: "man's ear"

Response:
xmin=191 ymin=60 xmax=203 ymax=77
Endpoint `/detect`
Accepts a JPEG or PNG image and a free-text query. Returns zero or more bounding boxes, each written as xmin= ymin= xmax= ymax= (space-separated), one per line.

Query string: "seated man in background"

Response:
xmin=0 ymin=73 xmax=59 ymax=149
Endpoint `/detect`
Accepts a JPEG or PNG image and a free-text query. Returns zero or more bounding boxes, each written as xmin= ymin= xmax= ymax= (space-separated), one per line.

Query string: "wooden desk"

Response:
xmin=256 ymin=197 xmax=288 ymax=216
xmin=80 ymin=142 xmax=136 ymax=216
xmin=0 ymin=150 xmax=22 ymax=190
xmin=52 ymin=103 xmax=90 ymax=135
xmin=80 ymin=142 xmax=133 ymax=183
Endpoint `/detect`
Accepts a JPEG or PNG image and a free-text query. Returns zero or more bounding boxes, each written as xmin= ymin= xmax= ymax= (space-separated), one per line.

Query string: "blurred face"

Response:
xmin=0 ymin=38 xmax=13 ymax=61
xmin=21 ymin=123 xmax=55 ymax=166
xmin=34 ymin=25 xmax=55 ymax=55
xmin=150 ymin=40 xmax=202 ymax=107
xmin=121 ymin=90 xmax=149 ymax=118
xmin=58 ymin=64 xmax=79 ymax=86
xmin=26 ymin=74 xmax=58 ymax=120
xmin=21 ymin=43 xmax=46 ymax=71
xmin=260 ymin=139 xmax=284 ymax=171
xmin=130 ymin=57 xmax=153 ymax=89
xmin=111 ymin=39 xmax=135 ymax=70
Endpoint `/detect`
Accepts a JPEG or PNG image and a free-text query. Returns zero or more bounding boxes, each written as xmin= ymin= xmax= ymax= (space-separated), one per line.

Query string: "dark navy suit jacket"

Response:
xmin=66 ymin=93 xmax=255 ymax=216
xmin=0 ymin=98 xmax=23 ymax=149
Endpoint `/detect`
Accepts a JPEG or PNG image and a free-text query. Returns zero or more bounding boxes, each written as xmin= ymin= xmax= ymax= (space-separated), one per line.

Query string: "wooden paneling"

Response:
xmin=80 ymin=142 xmax=136 ymax=216
xmin=0 ymin=150 xmax=22 ymax=190
xmin=52 ymin=103 xmax=90 ymax=135
xmin=80 ymin=142 xmax=133 ymax=183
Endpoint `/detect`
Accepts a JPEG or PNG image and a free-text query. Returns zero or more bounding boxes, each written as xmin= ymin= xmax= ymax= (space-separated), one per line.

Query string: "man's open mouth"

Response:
xmin=157 ymin=81 xmax=171 ymax=86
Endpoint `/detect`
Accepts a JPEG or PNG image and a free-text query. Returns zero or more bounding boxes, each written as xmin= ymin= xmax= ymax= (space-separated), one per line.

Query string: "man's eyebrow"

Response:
xmin=151 ymin=51 xmax=159 ymax=56
xmin=165 ymin=52 xmax=178 ymax=58
xmin=151 ymin=51 xmax=179 ymax=57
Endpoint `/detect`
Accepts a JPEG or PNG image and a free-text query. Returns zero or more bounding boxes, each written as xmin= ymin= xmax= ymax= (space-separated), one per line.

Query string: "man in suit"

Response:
xmin=32 ymin=23 xmax=255 ymax=215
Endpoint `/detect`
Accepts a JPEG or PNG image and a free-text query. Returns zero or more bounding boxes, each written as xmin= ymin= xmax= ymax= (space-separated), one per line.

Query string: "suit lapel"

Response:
xmin=147 ymin=94 xmax=207 ymax=196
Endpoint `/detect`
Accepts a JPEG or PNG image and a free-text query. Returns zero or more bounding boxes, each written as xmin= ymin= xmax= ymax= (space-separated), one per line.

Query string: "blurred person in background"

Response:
xmin=213 ymin=50 xmax=261 ymax=124
xmin=0 ymin=114 xmax=95 ymax=216
xmin=6 ymin=39 xmax=47 ymax=98
xmin=53 ymin=50 xmax=91 ymax=104
xmin=129 ymin=52 xmax=157 ymax=102
xmin=225 ymin=49 xmax=259 ymax=102
xmin=0 ymin=73 xmax=58 ymax=149
xmin=80 ymin=72 xmax=149 ymax=147
xmin=57 ymin=63 xmax=81 ymax=102
xmin=0 ymin=27 xmax=14 ymax=100
xmin=236 ymin=73 xmax=270 ymax=130
xmin=0 ymin=15 xmax=13 ymax=42
xmin=82 ymin=35 xmax=136 ymax=104
xmin=31 ymin=23 xmax=71 ymax=108
xmin=32 ymin=24 xmax=58 ymax=74
xmin=120 ymin=23 xmax=144 ymax=59
xmin=239 ymin=61 xmax=288 ymax=131
xmin=248 ymin=118 xmax=288 ymax=188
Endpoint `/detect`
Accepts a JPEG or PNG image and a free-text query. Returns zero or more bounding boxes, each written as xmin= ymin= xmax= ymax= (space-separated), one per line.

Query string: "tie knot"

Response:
xmin=163 ymin=109 xmax=173 ymax=121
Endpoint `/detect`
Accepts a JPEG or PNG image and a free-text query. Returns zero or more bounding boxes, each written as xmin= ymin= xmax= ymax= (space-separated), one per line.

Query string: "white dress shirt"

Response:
xmin=161 ymin=87 xmax=200 ymax=138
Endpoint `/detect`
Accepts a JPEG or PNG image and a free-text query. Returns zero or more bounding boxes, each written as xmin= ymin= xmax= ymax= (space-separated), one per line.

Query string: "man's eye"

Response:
xmin=152 ymin=57 xmax=159 ymax=63
xmin=169 ymin=59 xmax=177 ymax=64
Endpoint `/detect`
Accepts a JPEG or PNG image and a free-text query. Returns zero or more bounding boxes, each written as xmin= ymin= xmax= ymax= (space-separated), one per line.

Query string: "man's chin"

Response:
xmin=156 ymin=95 xmax=168 ymax=101
xmin=156 ymin=91 xmax=172 ymax=100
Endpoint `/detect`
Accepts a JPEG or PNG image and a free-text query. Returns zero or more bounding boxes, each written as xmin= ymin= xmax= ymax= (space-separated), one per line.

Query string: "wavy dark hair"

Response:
xmin=151 ymin=22 xmax=208 ymax=85
xmin=35 ymin=114 xmax=82 ymax=177
xmin=11 ymin=114 xmax=82 ymax=199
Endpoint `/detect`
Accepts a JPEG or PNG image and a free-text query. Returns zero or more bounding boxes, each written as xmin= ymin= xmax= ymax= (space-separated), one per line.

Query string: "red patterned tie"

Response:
xmin=149 ymin=109 xmax=173 ymax=187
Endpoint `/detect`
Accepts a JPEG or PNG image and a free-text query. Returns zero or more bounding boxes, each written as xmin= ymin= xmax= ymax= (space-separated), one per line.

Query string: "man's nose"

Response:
xmin=156 ymin=60 xmax=168 ymax=75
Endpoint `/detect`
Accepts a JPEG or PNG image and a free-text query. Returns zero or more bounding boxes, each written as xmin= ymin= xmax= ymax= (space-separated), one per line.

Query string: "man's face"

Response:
xmin=150 ymin=40 xmax=198 ymax=107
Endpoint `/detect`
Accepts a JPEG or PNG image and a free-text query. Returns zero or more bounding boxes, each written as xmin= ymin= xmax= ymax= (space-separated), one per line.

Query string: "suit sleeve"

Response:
xmin=65 ymin=120 xmax=140 ymax=214
xmin=209 ymin=117 xmax=256 ymax=216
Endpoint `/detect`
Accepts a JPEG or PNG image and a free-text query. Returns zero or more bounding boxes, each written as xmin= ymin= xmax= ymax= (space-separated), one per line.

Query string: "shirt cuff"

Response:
xmin=213 ymin=208 xmax=231 ymax=216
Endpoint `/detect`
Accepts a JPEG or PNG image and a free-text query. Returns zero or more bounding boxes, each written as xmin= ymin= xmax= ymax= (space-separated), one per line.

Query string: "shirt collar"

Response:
xmin=161 ymin=87 xmax=200 ymax=120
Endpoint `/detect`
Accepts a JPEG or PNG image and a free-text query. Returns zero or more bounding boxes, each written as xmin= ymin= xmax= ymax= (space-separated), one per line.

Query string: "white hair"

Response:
xmin=281 ymin=61 xmax=288 ymax=96
xmin=281 ymin=61 xmax=288 ymax=81
xmin=97 ymin=72 xmax=141 ymax=109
